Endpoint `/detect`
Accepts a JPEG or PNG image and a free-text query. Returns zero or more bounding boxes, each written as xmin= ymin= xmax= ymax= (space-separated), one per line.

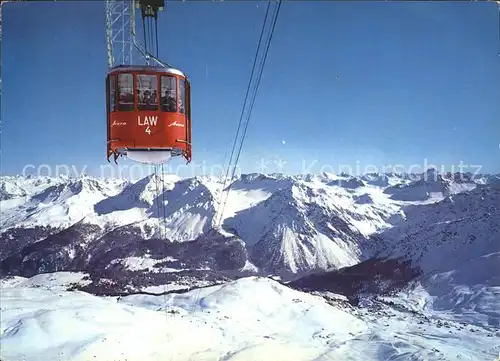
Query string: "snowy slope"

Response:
xmin=396 ymin=253 xmax=500 ymax=329
xmin=129 ymin=176 xmax=219 ymax=241
xmin=1 ymin=175 xmax=128 ymax=230
xmin=225 ymin=178 xmax=400 ymax=274
xmin=1 ymin=272 xmax=498 ymax=361
xmin=378 ymin=247 xmax=500 ymax=330
xmin=383 ymin=169 xmax=477 ymax=202
xmin=363 ymin=184 xmax=500 ymax=332
xmin=370 ymin=185 xmax=500 ymax=274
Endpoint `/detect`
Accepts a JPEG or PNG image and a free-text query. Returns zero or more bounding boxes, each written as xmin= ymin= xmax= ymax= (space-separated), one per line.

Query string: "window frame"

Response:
xmin=160 ymin=75 xmax=178 ymax=113
xmin=108 ymin=74 xmax=117 ymax=112
xmin=117 ymin=73 xmax=134 ymax=112
xmin=185 ymin=78 xmax=192 ymax=145
xmin=136 ymin=73 xmax=159 ymax=111
xmin=186 ymin=79 xmax=191 ymax=120
xmin=179 ymin=77 xmax=186 ymax=114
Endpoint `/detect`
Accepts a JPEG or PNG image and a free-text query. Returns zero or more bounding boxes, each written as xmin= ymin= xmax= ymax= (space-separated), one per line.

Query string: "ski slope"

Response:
xmin=1 ymin=272 xmax=499 ymax=361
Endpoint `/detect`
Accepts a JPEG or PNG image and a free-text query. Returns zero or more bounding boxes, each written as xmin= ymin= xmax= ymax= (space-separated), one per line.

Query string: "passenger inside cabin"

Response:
xmin=137 ymin=74 xmax=159 ymax=110
xmin=139 ymin=89 xmax=158 ymax=111
xmin=143 ymin=90 xmax=151 ymax=103
xmin=179 ymin=99 xmax=184 ymax=113
xmin=117 ymin=73 xmax=134 ymax=111
xmin=119 ymin=91 xmax=134 ymax=111
xmin=160 ymin=90 xmax=176 ymax=112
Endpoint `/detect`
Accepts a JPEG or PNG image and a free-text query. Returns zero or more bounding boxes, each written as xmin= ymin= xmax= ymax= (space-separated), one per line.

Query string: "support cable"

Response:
xmin=214 ymin=0 xmax=273 ymax=228
xmin=215 ymin=0 xmax=282 ymax=229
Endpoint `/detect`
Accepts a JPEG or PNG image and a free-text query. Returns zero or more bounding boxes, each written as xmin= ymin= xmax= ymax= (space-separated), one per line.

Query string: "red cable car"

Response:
xmin=106 ymin=65 xmax=192 ymax=164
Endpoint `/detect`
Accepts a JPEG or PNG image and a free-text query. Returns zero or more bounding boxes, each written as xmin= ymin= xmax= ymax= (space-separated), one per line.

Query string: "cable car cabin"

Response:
xmin=106 ymin=65 xmax=192 ymax=164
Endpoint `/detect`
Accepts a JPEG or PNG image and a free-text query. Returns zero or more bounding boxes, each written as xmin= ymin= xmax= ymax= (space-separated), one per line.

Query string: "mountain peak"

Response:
xmin=1 ymin=172 xmax=499 ymax=280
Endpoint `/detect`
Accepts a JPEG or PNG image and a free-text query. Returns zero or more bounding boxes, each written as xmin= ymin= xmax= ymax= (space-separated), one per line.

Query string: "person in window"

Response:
xmin=179 ymin=98 xmax=185 ymax=113
xmin=167 ymin=91 xmax=176 ymax=112
xmin=143 ymin=89 xmax=157 ymax=110
xmin=137 ymin=89 xmax=143 ymax=104
xmin=119 ymin=91 xmax=134 ymax=110
xmin=161 ymin=90 xmax=176 ymax=112
xmin=122 ymin=92 xmax=133 ymax=103
xmin=143 ymin=90 xmax=151 ymax=104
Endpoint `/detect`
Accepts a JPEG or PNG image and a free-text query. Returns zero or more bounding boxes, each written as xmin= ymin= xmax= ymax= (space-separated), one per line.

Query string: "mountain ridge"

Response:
xmin=1 ymin=170 xmax=498 ymax=285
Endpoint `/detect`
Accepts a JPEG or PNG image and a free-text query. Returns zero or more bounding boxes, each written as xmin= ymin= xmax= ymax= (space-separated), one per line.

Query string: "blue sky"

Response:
xmin=2 ymin=0 xmax=500 ymax=179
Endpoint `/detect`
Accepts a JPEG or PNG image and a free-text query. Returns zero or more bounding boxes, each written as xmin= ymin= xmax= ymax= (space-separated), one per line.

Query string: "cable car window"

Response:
xmin=118 ymin=73 xmax=134 ymax=111
xmin=109 ymin=75 xmax=116 ymax=112
xmin=160 ymin=75 xmax=177 ymax=112
xmin=136 ymin=74 xmax=158 ymax=111
xmin=179 ymin=77 xmax=185 ymax=114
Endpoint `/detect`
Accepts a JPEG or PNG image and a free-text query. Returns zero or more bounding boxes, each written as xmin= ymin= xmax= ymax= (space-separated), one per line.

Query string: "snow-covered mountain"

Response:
xmin=383 ymin=168 xmax=478 ymax=202
xmin=0 ymin=172 xmax=380 ymax=280
xmin=224 ymin=178 xmax=399 ymax=276
xmin=371 ymin=184 xmax=500 ymax=273
xmin=2 ymin=169 xmax=500 ymax=360
xmin=1 ymin=170 xmax=498 ymax=282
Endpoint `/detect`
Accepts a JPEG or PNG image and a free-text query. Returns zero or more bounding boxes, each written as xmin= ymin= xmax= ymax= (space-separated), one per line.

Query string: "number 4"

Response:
xmin=145 ymin=126 xmax=151 ymax=135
